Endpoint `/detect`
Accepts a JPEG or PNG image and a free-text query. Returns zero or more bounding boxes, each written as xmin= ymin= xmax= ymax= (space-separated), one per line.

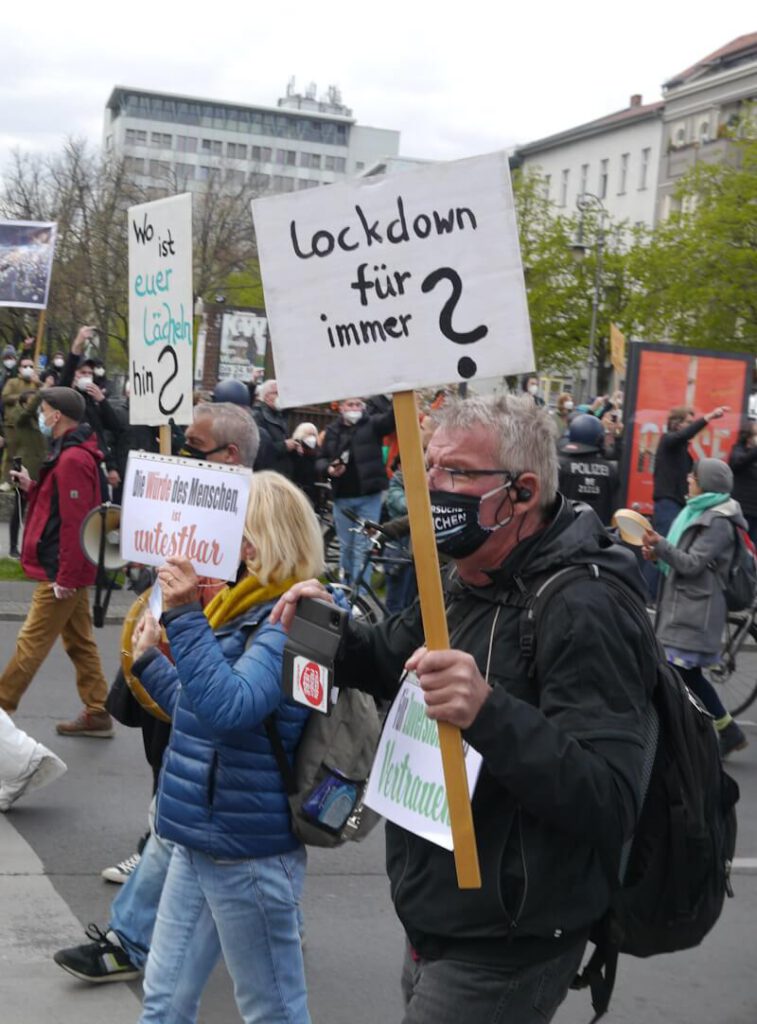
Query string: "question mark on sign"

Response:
xmin=421 ymin=267 xmax=488 ymax=380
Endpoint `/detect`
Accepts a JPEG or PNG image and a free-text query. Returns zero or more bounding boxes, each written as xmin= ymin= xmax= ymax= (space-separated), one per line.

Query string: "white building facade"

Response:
xmin=513 ymin=96 xmax=664 ymax=228
xmin=103 ymin=84 xmax=400 ymax=194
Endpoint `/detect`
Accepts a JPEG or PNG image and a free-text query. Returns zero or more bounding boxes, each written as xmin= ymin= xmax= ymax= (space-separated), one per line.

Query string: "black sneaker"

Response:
xmin=53 ymin=924 xmax=141 ymax=983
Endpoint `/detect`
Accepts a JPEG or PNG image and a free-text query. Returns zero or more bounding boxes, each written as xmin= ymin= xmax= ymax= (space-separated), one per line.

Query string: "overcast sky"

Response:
xmin=1 ymin=1 xmax=754 ymax=175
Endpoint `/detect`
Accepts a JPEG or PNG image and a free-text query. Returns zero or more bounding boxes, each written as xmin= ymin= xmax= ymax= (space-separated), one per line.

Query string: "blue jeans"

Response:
xmin=333 ymin=492 xmax=383 ymax=585
xmin=111 ymin=831 xmax=171 ymax=970
xmin=140 ymin=843 xmax=309 ymax=1024
xmin=401 ymin=940 xmax=587 ymax=1024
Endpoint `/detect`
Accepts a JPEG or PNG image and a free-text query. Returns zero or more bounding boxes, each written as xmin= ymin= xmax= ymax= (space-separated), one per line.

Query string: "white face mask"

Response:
xmin=76 ymin=375 xmax=93 ymax=390
xmin=19 ymin=367 xmax=34 ymax=380
xmin=343 ymin=409 xmax=362 ymax=425
xmin=3 ymin=359 xmax=16 ymax=370
xmin=564 ymin=401 xmax=574 ymax=412
xmin=303 ymin=435 xmax=317 ymax=449
xmin=53 ymin=358 xmax=65 ymax=369
xmin=528 ymin=384 xmax=539 ymax=396
xmin=94 ymin=367 xmax=106 ymax=378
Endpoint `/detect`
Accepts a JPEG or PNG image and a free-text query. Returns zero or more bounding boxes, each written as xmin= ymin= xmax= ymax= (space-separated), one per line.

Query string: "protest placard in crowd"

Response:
xmin=252 ymin=152 xmax=533 ymax=407
xmin=121 ymin=451 xmax=251 ymax=582
xmin=0 ymin=220 xmax=57 ymax=309
xmin=364 ymin=672 xmax=482 ymax=850
xmin=128 ymin=193 xmax=193 ymax=426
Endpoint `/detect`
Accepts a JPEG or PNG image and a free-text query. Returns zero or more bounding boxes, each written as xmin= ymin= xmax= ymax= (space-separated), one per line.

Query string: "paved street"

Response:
xmin=0 ymin=613 xmax=756 ymax=1023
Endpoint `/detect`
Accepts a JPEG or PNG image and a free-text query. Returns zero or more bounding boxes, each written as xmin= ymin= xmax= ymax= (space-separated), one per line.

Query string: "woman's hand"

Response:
xmin=132 ymin=610 xmax=161 ymax=660
xmin=270 ymin=579 xmax=333 ymax=631
xmin=641 ymin=528 xmax=662 ymax=561
xmin=157 ymin=557 xmax=200 ymax=609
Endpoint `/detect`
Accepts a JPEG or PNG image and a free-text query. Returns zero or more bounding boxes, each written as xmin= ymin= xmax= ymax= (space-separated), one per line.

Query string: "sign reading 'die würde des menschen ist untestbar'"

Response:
xmin=128 ymin=193 xmax=193 ymax=427
xmin=121 ymin=452 xmax=252 ymax=582
xmin=252 ymin=152 xmax=534 ymax=408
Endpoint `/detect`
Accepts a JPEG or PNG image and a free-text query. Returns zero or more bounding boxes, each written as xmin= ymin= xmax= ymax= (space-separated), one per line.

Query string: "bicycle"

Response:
xmin=704 ymin=596 xmax=757 ymax=716
xmin=323 ymin=506 xmax=413 ymax=624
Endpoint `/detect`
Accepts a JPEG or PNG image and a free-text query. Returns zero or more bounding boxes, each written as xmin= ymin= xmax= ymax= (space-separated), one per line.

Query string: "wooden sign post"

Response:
xmin=252 ymin=152 xmax=534 ymax=888
xmin=394 ymin=390 xmax=480 ymax=885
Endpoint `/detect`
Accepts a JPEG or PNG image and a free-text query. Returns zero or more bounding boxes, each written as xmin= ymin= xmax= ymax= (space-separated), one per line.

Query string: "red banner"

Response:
xmin=623 ymin=345 xmax=751 ymax=516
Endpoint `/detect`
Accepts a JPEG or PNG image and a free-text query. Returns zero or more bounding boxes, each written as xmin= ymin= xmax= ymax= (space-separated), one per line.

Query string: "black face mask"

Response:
xmin=179 ymin=442 xmax=228 ymax=461
xmin=430 ymin=487 xmax=510 ymax=559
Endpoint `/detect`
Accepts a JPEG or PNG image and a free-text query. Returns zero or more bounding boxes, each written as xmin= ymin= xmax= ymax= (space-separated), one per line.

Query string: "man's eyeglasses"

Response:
xmin=424 ymin=464 xmax=514 ymax=491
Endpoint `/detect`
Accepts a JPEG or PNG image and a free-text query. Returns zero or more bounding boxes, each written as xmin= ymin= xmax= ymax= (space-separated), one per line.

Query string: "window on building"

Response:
xmin=200 ymin=139 xmax=222 ymax=156
xmin=324 ymin=155 xmax=347 ymax=173
xmin=175 ymin=162 xmax=195 ymax=181
xmin=299 ymin=152 xmax=322 ymax=170
xmin=125 ymin=129 xmax=147 ymax=146
xmin=124 ymin=156 xmax=145 ymax=174
xmin=225 ymin=168 xmax=245 ymax=185
xmin=618 ymin=153 xmax=629 ymax=194
xmin=559 ymin=169 xmax=569 ymax=207
xmin=599 ymin=159 xmax=609 ymax=199
xmin=252 ymin=145 xmax=272 ymax=163
xmin=176 ymin=135 xmax=197 ymax=153
xmin=251 ymin=172 xmax=271 ymax=190
xmin=150 ymin=132 xmax=172 ymax=149
xmin=579 ymin=164 xmax=589 ymax=195
xmin=543 ymin=174 xmax=551 ymax=201
xmin=639 ymin=147 xmax=651 ymax=190
xmin=673 ymin=125 xmax=686 ymax=147
xmin=275 ymin=149 xmax=287 ymax=165
xmin=227 ymin=142 xmax=247 ymax=160
xmin=699 ymin=120 xmax=710 ymax=143
xmin=148 ymin=160 xmax=171 ymax=178
xmin=272 ymin=175 xmax=295 ymax=192
xmin=355 ymin=161 xmax=365 ymax=172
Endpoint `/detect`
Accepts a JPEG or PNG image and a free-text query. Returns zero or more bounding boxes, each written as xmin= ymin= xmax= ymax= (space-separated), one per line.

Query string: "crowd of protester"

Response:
xmin=0 ymin=340 xmax=754 ymax=1022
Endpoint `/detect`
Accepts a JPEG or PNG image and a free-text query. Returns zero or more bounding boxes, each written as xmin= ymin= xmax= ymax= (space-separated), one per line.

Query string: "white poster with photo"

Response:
xmin=219 ymin=310 xmax=268 ymax=380
xmin=363 ymin=672 xmax=482 ymax=851
xmin=121 ymin=452 xmax=251 ymax=581
xmin=0 ymin=220 xmax=57 ymax=309
xmin=252 ymin=152 xmax=533 ymax=407
xmin=128 ymin=193 xmax=193 ymax=426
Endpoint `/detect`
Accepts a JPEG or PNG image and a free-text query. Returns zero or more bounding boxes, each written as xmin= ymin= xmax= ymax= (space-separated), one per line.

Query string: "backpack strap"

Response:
xmin=264 ymin=717 xmax=298 ymax=796
xmin=519 ymin=564 xmax=600 ymax=673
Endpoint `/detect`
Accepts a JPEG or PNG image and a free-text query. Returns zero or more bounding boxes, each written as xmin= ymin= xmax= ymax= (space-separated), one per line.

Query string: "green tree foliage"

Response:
xmin=626 ymin=114 xmax=757 ymax=354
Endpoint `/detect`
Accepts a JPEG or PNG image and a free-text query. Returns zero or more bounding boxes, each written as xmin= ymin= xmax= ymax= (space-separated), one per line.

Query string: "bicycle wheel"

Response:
xmin=705 ymin=616 xmax=757 ymax=717
xmin=349 ymin=593 xmax=382 ymax=625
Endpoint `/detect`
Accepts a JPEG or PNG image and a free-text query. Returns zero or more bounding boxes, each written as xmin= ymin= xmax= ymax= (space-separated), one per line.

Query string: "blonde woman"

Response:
xmin=132 ymin=472 xmax=324 ymax=1024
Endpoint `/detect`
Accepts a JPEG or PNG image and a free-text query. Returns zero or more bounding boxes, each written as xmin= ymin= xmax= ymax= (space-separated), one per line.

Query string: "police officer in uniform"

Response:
xmin=558 ymin=413 xmax=619 ymax=525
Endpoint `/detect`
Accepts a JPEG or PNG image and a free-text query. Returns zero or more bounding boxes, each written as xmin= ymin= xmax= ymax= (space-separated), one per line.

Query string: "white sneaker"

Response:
xmin=101 ymin=851 xmax=141 ymax=884
xmin=0 ymin=745 xmax=67 ymax=811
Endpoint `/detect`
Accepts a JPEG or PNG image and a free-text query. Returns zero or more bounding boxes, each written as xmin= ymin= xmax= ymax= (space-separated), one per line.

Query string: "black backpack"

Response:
xmin=721 ymin=521 xmax=757 ymax=611
xmin=519 ymin=565 xmax=739 ymax=1022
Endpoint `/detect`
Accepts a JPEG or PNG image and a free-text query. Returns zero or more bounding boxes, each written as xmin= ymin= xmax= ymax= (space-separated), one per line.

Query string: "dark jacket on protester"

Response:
xmin=729 ymin=441 xmax=757 ymax=518
xmin=252 ymin=404 xmax=292 ymax=477
xmin=289 ymin=444 xmax=326 ymax=507
xmin=335 ymin=497 xmax=655 ymax=966
xmin=322 ymin=404 xmax=395 ymax=499
xmin=652 ymin=417 xmax=708 ymax=506
xmin=21 ymin=423 xmax=103 ymax=589
xmin=58 ymin=350 xmax=123 ymax=471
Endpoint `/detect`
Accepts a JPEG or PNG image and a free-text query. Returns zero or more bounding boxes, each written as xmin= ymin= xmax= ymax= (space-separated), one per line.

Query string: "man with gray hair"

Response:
xmin=273 ymin=392 xmax=656 ymax=1024
xmin=252 ymin=379 xmax=298 ymax=477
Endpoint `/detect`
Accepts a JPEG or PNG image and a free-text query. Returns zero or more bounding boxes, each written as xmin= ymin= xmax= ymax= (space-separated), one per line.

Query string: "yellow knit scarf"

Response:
xmin=204 ymin=573 xmax=296 ymax=631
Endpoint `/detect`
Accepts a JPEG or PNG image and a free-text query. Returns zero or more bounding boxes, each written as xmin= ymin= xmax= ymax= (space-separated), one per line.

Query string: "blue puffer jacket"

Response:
xmin=132 ymin=599 xmax=309 ymax=860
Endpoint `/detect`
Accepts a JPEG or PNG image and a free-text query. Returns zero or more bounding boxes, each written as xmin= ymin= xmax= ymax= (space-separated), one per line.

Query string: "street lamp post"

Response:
xmin=570 ymin=192 xmax=607 ymax=402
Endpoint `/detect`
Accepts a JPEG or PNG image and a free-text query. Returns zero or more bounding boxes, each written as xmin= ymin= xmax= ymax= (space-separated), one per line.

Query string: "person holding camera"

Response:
xmin=0 ymin=387 xmax=112 ymax=736
xmin=322 ymin=395 xmax=395 ymax=585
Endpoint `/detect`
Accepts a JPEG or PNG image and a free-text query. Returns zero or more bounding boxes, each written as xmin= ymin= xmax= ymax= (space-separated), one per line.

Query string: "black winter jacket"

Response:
xmin=252 ymin=404 xmax=292 ymax=478
xmin=336 ymin=498 xmax=655 ymax=965
xmin=729 ymin=441 xmax=757 ymax=518
xmin=322 ymin=404 xmax=395 ymax=498
xmin=652 ymin=417 xmax=708 ymax=505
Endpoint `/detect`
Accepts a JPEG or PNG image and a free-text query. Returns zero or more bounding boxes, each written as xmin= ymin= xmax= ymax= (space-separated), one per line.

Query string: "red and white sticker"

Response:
xmin=292 ymin=656 xmax=329 ymax=714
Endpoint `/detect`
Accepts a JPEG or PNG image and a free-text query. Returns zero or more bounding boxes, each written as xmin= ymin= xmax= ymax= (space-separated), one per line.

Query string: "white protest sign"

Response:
xmin=363 ymin=672 xmax=482 ymax=851
xmin=128 ymin=193 xmax=193 ymax=426
xmin=121 ymin=452 xmax=251 ymax=581
xmin=252 ymin=152 xmax=533 ymax=408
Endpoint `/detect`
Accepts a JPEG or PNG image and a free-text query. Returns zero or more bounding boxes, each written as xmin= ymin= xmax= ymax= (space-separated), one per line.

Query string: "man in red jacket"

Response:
xmin=0 ymin=387 xmax=113 ymax=737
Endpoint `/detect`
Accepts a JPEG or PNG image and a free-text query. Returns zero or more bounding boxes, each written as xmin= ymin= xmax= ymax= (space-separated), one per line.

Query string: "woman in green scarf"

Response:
xmin=642 ymin=457 xmax=748 ymax=758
